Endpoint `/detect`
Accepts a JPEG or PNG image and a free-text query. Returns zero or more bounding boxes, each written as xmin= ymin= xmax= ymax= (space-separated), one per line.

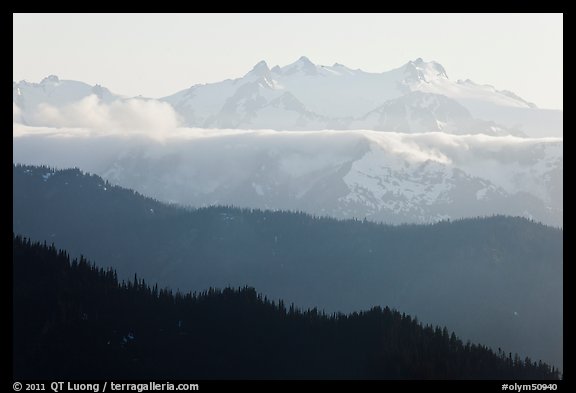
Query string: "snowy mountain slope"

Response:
xmin=160 ymin=56 xmax=559 ymax=136
xmin=268 ymin=56 xmax=406 ymax=117
xmin=462 ymin=104 xmax=563 ymax=138
xmin=13 ymin=76 xmax=118 ymax=126
xmin=402 ymin=59 xmax=535 ymax=108
xmin=162 ymin=56 xmax=407 ymax=124
xmin=376 ymin=59 xmax=561 ymax=137
xmin=349 ymin=91 xmax=521 ymax=136
xmin=336 ymin=132 xmax=562 ymax=225
xmin=14 ymin=57 xmax=561 ymax=136
xmin=13 ymin=128 xmax=563 ymax=227
xmin=395 ymin=62 xmax=562 ymax=137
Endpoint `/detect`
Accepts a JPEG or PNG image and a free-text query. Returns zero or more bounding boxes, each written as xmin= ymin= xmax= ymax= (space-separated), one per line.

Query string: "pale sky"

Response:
xmin=13 ymin=13 xmax=563 ymax=110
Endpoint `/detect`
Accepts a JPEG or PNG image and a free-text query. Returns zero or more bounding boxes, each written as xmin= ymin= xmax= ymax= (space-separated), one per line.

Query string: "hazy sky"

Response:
xmin=13 ymin=13 xmax=563 ymax=110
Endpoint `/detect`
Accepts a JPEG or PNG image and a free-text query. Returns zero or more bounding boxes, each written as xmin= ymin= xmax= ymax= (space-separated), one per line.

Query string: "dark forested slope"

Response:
xmin=12 ymin=164 xmax=563 ymax=370
xmin=13 ymin=235 xmax=559 ymax=379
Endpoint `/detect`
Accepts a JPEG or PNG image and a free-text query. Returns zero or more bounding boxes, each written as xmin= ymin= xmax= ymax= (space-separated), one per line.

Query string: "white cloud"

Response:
xmin=28 ymin=95 xmax=181 ymax=138
xmin=13 ymin=125 xmax=562 ymax=178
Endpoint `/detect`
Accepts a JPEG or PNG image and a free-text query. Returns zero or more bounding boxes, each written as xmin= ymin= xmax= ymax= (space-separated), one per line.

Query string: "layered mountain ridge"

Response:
xmin=12 ymin=164 xmax=563 ymax=370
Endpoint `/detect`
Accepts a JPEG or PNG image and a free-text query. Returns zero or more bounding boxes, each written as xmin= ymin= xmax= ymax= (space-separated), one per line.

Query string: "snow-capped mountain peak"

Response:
xmin=14 ymin=57 xmax=560 ymax=137
xmin=281 ymin=56 xmax=319 ymax=76
xmin=403 ymin=58 xmax=449 ymax=83
xmin=246 ymin=60 xmax=271 ymax=77
xmin=245 ymin=60 xmax=275 ymax=87
xmin=295 ymin=55 xmax=315 ymax=66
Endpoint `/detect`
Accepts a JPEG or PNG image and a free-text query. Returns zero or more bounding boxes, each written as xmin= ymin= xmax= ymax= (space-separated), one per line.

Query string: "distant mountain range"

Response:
xmin=12 ymin=57 xmax=563 ymax=226
xmin=13 ymin=57 xmax=562 ymax=137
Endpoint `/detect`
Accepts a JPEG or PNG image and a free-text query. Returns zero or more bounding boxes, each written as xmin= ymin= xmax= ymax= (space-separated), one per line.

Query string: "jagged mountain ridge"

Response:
xmin=13 ymin=57 xmax=559 ymax=136
xmin=161 ymin=56 xmax=529 ymax=134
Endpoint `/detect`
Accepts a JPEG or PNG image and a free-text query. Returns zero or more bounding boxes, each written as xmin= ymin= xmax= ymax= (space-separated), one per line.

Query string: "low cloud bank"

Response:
xmin=16 ymin=95 xmax=180 ymax=137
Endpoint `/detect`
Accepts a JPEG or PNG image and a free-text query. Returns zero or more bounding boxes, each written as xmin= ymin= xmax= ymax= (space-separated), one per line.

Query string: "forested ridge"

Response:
xmin=12 ymin=164 xmax=563 ymax=369
xmin=13 ymin=235 xmax=559 ymax=379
